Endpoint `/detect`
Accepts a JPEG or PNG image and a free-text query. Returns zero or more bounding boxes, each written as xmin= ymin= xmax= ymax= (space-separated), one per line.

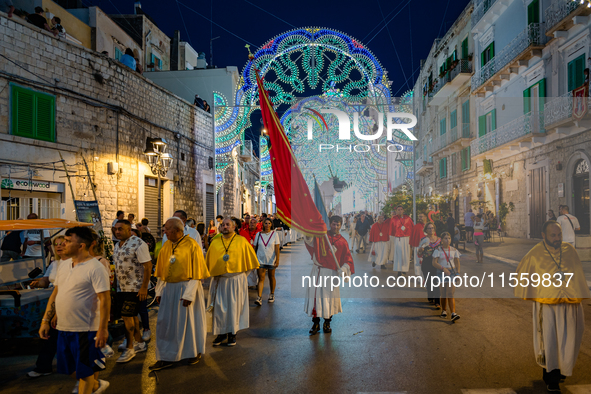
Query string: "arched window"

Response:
xmin=574 ymin=159 xmax=589 ymax=176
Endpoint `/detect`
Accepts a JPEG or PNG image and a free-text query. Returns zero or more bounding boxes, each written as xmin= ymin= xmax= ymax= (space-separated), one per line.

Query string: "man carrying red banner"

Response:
xmin=388 ymin=206 xmax=414 ymax=276
xmin=368 ymin=214 xmax=390 ymax=269
xmin=304 ymin=215 xmax=355 ymax=335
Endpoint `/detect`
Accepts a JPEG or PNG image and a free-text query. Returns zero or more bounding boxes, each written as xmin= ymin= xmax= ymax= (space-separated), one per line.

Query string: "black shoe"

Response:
xmin=227 ymin=334 xmax=236 ymax=347
xmin=309 ymin=318 xmax=320 ymax=335
xmin=546 ymin=383 xmax=561 ymax=392
xmin=213 ymin=334 xmax=227 ymax=346
xmin=451 ymin=313 xmax=460 ymax=322
xmin=381 ymin=265 xmax=386 ymax=269
xmin=372 ymin=262 xmax=376 ymax=267
xmin=149 ymin=360 xmax=174 ymax=371
xmin=560 ymin=374 xmax=566 ymax=383
xmin=187 ymin=354 xmax=202 ymax=365
xmin=323 ymin=320 xmax=332 ymax=333
xmin=355 ymin=249 xmax=360 ymax=253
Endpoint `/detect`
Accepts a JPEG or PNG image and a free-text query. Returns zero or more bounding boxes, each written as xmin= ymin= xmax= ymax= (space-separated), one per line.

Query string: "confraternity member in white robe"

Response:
xmin=388 ymin=206 xmax=414 ymax=275
xmin=205 ymin=218 xmax=259 ymax=347
xmin=150 ymin=218 xmax=210 ymax=371
xmin=368 ymin=214 xmax=390 ymax=269
xmin=515 ymin=221 xmax=590 ymax=392
xmin=304 ymin=216 xmax=355 ymax=335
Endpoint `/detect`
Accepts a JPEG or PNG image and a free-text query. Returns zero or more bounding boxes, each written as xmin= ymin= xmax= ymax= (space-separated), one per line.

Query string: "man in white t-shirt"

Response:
xmin=39 ymin=226 xmax=110 ymax=394
xmin=112 ymin=219 xmax=152 ymax=363
xmin=556 ymin=205 xmax=580 ymax=247
xmin=162 ymin=210 xmax=202 ymax=249
xmin=112 ymin=210 xmax=125 ymax=244
xmin=22 ymin=213 xmax=51 ymax=258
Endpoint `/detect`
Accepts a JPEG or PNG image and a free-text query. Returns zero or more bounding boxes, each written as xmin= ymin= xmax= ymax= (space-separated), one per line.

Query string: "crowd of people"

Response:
xmin=0 ymin=201 xmax=587 ymax=393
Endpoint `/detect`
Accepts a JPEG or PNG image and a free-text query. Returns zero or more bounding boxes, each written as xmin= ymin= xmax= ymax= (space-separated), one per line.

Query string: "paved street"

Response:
xmin=2 ymin=235 xmax=591 ymax=394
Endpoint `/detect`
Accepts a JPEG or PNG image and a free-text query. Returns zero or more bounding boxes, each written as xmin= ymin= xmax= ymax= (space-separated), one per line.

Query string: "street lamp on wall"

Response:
xmin=144 ymin=137 xmax=173 ymax=238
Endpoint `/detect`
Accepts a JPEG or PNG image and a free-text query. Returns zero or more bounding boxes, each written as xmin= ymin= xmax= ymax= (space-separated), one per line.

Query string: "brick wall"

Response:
xmin=0 ymin=12 xmax=218 ymax=234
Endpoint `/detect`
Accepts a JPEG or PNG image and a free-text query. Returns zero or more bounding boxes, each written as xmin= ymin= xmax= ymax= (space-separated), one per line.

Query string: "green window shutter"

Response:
xmin=481 ymin=50 xmax=485 ymax=67
xmin=35 ymin=94 xmax=55 ymax=142
xmin=462 ymin=38 xmax=468 ymax=59
xmin=439 ymin=159 xmax=443 ymax=179
xmin=11 ymin=85 xmax=55 ymax=142
xmin=523 ymin=87 xmax=531 ymax=114
xmin=479 ymin=115 xmax=486 ymax=137
xmin=451 ymin=110 xmax=457 ymax=129
xmin=575 ymin=54 xmax=585 ymax=89
xmin=490 ymin=42 xmax=495 ymax=58
xmin=491 ymin=109 xmax=497 ymax=131
xmin=461 ymin=148 xmax=466 ymax=171
xmin=462 ymin=100 xmax=470 ymax=123
xmin=528 ymin=0 xmax=539 ymax=24
xmin=467 ymin=147 xmax=471 ymax=170
xmin=11 ymin=86 xmax=35 ymax=138
xmin=444 ymin=157 xmax=447 ymax=178
xmin=538 ymin=78 xmax=546 ymax=113
xmin=115 ymin=47 xmax=122 ymax=60
xmin=440 ymin=118 xmax=446 ymax=135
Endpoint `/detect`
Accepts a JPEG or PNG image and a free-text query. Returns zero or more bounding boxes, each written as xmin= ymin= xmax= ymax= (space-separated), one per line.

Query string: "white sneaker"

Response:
xmin=101 ymin=344 xmax=114 ymax=358
xmin=142 ymin=329 xmax=151 ymax=342
xmin=27 ymin=370 xmax=51 ymax=378
xmin=116 ymin=348 xmax=136 ymax=363
xmin=71 ymin=381 xmax=79 ymax=394
xmin=134 ymin=341 xmax=147 ymax=353
xmin=94 ymin=379 xmax=110 ymax=394
xmin=117 ymin=338 xmax=127 ymax=351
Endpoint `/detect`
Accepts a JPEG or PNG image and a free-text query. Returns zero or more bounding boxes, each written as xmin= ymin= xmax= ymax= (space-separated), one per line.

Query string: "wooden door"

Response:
xmin=529 ymin=167 xmax=546 ymax=238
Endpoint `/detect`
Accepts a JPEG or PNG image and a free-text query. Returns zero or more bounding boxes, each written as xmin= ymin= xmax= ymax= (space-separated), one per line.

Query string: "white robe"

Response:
xmin=368 ymin=241 xmax=389 ymax=266
xmin=304 ymin=264 xmax=343 ymax=319
xmin=208 ymin=272 xmax=249 ymax=335
xmin=392 ymin=236 xmax=410 ymax=272
xmin=154 ymin=280 xmax=206 ymax=361
xmin=413 ymin=247 xmax=423 ymax=277
xmin=533 ymin=301 xmax=585 ymax=376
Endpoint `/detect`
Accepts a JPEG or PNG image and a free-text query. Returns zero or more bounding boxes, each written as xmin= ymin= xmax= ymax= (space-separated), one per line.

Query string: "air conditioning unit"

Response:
xmin=238 ymin=140 xmax=253 ymax=162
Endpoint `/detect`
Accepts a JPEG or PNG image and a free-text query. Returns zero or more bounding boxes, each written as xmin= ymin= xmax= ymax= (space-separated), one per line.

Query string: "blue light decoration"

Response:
xmin=214 ymin=27 xmax=416 ymax=207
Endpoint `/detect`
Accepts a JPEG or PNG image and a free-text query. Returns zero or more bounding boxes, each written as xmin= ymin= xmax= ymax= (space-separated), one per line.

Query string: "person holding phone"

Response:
xmin=432 ymin=232 xmax=461 ymax=322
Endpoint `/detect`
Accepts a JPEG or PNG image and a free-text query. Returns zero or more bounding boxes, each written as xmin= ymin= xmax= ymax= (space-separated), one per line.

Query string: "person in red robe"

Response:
xmin=240 ymin=218 xmax=262 ymax=287
xmin=241 ymin=213 xmax=251 ymax=231
xmin=368 ymin=214 xmax=390 ymax=269
xmin=388 ymin=206 xmax=414 ymax=275
xmin=410 ymin=213 xmax=427 ymax=277
xmin=304 ymin=215 xmax=355 ymax=335
xmin=240 ymin=218 xmax=261 ymax=248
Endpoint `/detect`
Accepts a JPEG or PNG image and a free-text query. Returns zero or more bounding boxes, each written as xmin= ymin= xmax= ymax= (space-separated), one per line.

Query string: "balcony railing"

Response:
xmin=472 ymin=0 xmax=499 ymax=27
xmin=544 ymin=90 xmax=591 ymax=126
xmin=433 ymin=60 xmax=473 ymax=96
xmin=432 ymin=123 xmax=473 ymax=153
xmin=545 ymin=0 xmax=582 ymax=33
xmin=472 ymin=23 xmax=546 ymax=90
xmin=470 ymin=112 xmax=545 ymax=156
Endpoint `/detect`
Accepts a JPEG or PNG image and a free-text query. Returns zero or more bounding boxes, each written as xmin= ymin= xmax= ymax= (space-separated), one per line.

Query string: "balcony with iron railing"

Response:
xmin=472 ymin=0 xmax=500 ymax=28
xmin=416 ymin=142 xmax=434 ymax=176
xmin=544 ymin=91 xmax=591 ymax=131
xmin=472 ymin=23 xmax=546 ymax=93
xmin=432 ymin=123 xmax=473 ymax=156
xmin=430 ymin=60 xmax=473 ymax=106
xmin=470 ymin=112 xmax=545 ymax=157
xmin=545 ymin=0 xmax=591 ymax=37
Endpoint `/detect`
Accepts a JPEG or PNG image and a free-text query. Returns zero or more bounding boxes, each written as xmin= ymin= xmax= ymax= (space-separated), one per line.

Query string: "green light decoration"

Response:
xmin=214 ymin=27 xmax=415 ymax=207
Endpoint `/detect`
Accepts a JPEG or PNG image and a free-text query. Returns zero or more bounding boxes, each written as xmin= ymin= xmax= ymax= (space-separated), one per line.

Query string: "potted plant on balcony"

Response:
xmin=467 ymin=53 xmax=473 ymax=61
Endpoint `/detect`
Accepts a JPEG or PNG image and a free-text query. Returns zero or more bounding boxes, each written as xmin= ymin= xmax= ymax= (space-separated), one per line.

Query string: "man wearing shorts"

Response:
xmin=113 ymin=220 xmax=152 ymax=363
xmin=39 ymin=226 xmax=110 ymax=394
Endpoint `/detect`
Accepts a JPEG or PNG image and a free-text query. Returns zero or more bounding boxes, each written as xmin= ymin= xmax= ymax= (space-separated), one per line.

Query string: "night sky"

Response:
xmin=84 ymin=0 xmax=471 ymax=97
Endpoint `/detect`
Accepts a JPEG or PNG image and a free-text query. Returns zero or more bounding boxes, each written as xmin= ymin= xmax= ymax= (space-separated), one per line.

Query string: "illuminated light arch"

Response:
xmin=215 ymin=27 xmax=414 ymax=205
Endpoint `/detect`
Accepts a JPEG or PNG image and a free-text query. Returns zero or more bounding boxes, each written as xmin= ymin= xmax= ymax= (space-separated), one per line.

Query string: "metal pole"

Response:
xmin=157 ymin=165 xmax=162 ymax=239
xmin=412 ymin=139 xmax=416 ymax=223
xmin=59 ymin=151 xmax=78 ymax=221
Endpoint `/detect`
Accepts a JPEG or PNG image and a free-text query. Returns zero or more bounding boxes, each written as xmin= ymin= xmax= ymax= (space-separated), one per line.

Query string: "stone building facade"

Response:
xmin=0 ymin=12 xmax=216 ymax=237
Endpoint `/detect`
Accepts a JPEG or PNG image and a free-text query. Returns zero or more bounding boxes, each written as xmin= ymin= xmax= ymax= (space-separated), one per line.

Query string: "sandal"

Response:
xmin=434 ymin=304 xmax=441 ymax=309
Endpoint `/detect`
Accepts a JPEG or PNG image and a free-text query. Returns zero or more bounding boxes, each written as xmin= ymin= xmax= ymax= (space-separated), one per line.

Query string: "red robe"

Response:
xmin=410 ymin=222 xmax=425 ymax=248
xmin=305 ymin=233 xmax=355 ymax=274
xmin=389 ymin=215 xmax=414 ymax=238
xmin=369 ymin=222 xmax=390 ymax=242
xmin=239 ymin=227 xmax=261 ymax=248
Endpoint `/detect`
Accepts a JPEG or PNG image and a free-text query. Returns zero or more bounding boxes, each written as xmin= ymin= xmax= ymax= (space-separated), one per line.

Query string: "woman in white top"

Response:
xmin=254 ymin=218 xmax=280 ymax=306
xmin=30 ymin=236 xmax=66 ymax=288
xmin=432 ymin=232 xmax=461 ymax=322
